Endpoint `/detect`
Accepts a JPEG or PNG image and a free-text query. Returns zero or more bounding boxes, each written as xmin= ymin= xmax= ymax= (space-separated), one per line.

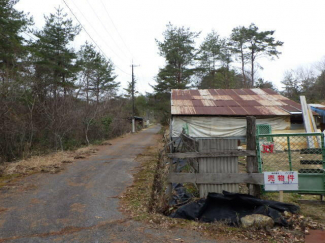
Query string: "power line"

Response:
xmin=1 ymin=30 xmax=37 ymax=42
xmin=99 ymin=0 xmax=133 ymax=58
xmin=62 ymin=0 xmax=131 ymax=75
xmin=69 ymin=0 xmax=128 ymax=64
xmin=23 ymin=31 xmax=37 ymax=41
xmin=85 ymin=0 xmax=130 ymax=60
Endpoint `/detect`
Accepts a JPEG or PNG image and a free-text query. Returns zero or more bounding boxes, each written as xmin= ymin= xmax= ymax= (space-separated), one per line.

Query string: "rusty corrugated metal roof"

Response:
xmin=171 ymin=88 xmax=302 ymax=116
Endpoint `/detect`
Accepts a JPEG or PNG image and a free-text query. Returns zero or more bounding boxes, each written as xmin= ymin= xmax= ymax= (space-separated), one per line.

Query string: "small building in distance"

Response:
xmin=170 ymin=88 xmax=310 ymax=142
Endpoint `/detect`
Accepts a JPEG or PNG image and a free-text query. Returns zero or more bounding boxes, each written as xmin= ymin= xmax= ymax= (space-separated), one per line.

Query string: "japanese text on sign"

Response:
xmin=264 ymin=171 xmax=298 ymax=191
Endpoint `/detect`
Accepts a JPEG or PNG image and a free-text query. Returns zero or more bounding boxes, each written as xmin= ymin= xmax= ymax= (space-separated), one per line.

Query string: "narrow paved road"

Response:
xmin=0 ymin=126 xmax=215 ymax=243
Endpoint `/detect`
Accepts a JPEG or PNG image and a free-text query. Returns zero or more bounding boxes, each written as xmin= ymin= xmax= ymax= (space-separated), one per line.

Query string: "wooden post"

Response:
xmin=167 ymin=158 xmax=173 ymax=202
xmin=279 ymin=190 xmax=284 ymax=202
xmin=246 ymin=116 xmax=261 ymax=197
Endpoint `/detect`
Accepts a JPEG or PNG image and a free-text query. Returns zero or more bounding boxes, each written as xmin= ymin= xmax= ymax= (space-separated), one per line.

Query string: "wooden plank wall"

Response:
xmin=198 ymin=138 xmax=238 ymax=197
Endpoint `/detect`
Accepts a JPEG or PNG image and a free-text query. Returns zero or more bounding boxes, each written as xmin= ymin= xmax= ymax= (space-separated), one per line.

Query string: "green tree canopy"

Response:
xmin=32 ymin=7 xmax=81 ymax=98
xmin=77 ymin=42 xmax=97 ymax=103
xmin=197 ymin=31 xmax=223 ymax=72
xmin=0 ymin=0 xmax=32 ymax=84
xmin=197 ymin=31 xmax=240 ymax=89
xmin=255 ymin=78 xmax=278 ymax=91
xmin=198 ymin=67 xmax=242 ymax=89
xmin=77 ymin=42 xmax=119 ymax=103
xmin=231 ymin=23 xmax=283 ymax=87
xmin=90 ymin=54 xmax=118 ymax=103
xmin=153 ymin=23 xmax=200 ymax=93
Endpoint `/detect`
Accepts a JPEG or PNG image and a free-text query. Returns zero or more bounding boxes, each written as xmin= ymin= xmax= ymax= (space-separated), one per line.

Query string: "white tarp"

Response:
xmin=171 ymin=116 xmax=290 ymax=138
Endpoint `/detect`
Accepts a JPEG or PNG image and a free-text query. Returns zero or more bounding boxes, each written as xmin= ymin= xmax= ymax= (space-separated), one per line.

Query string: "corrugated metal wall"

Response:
xmin=198 ymin=138 xmax=239 ymax=197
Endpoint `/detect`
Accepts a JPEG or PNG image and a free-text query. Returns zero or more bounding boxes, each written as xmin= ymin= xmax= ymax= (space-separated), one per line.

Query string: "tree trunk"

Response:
xmin=86 ymin=76 xmax=89 ymax=105
xmin=85 ymin=123 xmax=90 ymax=146
xmin=251 ymin=50 xmax=255 ymax=87
xmin=177 ymin=63 xmax=182 ymax=84
xmin=225 ymin=61 xmax=229 ymax=88
xmin=246 ymin=116 xmax=261 ymax=197
xmin=240 ymin=45 xmax=247 ymax=88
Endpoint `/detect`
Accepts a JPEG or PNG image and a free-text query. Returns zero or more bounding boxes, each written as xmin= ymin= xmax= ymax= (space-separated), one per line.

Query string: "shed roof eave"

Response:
xmin=171 ymin=114 xmax=290 ymax=117
xmin=289 ymin=112 xmax=302 ymax=115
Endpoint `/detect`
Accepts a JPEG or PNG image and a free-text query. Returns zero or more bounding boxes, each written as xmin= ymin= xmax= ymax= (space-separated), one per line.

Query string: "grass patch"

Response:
xmin=120 ymin=143 xmax=161 ymax=220
xmin=261 ymin=191 xmax=325 ymax=225
xmin=0 ymin=173 xmax=21 ymax=187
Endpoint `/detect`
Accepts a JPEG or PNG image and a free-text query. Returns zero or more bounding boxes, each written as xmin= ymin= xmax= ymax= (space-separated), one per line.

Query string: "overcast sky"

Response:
xmin=16 ymin=0 xmax=325 ymax=94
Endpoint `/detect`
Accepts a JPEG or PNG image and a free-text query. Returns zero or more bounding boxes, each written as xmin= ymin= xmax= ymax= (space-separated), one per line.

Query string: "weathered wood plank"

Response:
xmin=297 ymin=199 xmax=325 ymax=205
xmin=167 ymin=158 xmax=173 ymax=201
xmin=167 ymin=150 xmax=256 ymax=158
xmin=246 ymin=116 xmax=261 ymax=197
xmin=167 ymin=173 xmax=264 ymax=185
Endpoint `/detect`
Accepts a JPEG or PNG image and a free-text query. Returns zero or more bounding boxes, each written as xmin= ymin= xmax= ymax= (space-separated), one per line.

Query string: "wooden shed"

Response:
xmin=170 ymin=88 xmax=306 ymax=142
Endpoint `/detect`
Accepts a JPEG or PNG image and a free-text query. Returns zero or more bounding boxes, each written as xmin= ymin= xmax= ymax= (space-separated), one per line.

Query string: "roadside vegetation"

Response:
xmin=121 ymin=132 xmax=325 ymax=243
xmin=0 ymin=141 xmax=110 ymax=188
xmin=0 ymin=0 xmax=153 ymax=165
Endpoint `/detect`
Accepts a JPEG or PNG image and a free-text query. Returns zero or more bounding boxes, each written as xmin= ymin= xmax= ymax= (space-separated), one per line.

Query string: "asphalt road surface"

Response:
xmin=0 ymin=125 xmax=216 ymax=243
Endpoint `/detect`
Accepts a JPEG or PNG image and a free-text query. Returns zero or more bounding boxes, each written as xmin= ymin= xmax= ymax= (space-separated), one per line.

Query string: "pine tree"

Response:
xmin=32 ymin=7 xmax=81 ymax=98
xmin=197 ymin=31 xmax=223 ymax=73
xmin=0 ymin=0 xmax=32 ymax=85
xmin=197 ymin=31 xmax=239 ymax=89
xmin=153 ymin=23 xmax=199 ymax=93
xmin=78 ymin=42 xmax=119 ymax=104
xmin=231 ymin=23 xmax=283 ymax=87
xmin=90 ymin=54 xmax=118 ymax=103
xmin=77 ymin=42 xmax=97 ymax=103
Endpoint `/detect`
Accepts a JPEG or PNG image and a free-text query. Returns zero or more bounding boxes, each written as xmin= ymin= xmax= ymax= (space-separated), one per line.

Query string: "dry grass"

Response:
xmin=0 ymin=145 xmax=100 ymax=186
xmin=3 ymin=151 xmax=69 ymax=175
xmin=120 ymin=143 xmax=163 ymax=220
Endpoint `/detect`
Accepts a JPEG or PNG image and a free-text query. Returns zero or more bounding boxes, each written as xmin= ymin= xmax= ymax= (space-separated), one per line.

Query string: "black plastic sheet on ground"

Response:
xmin=168 ymin=158 xmax=194 ymax=206
xmin=169 ymin=183 xmax=193 ymax=206
xmin=171 ymin=191 xmax=300 ymax=226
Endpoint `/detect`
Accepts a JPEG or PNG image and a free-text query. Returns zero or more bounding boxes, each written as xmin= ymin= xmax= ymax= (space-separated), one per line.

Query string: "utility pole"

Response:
xmin=131 ymin=62 xmax=139 ymax=133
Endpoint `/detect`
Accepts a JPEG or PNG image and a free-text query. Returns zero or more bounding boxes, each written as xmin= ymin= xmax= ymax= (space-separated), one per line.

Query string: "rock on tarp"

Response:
xmin=171 ymin=191 xmax=299 ymax=226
